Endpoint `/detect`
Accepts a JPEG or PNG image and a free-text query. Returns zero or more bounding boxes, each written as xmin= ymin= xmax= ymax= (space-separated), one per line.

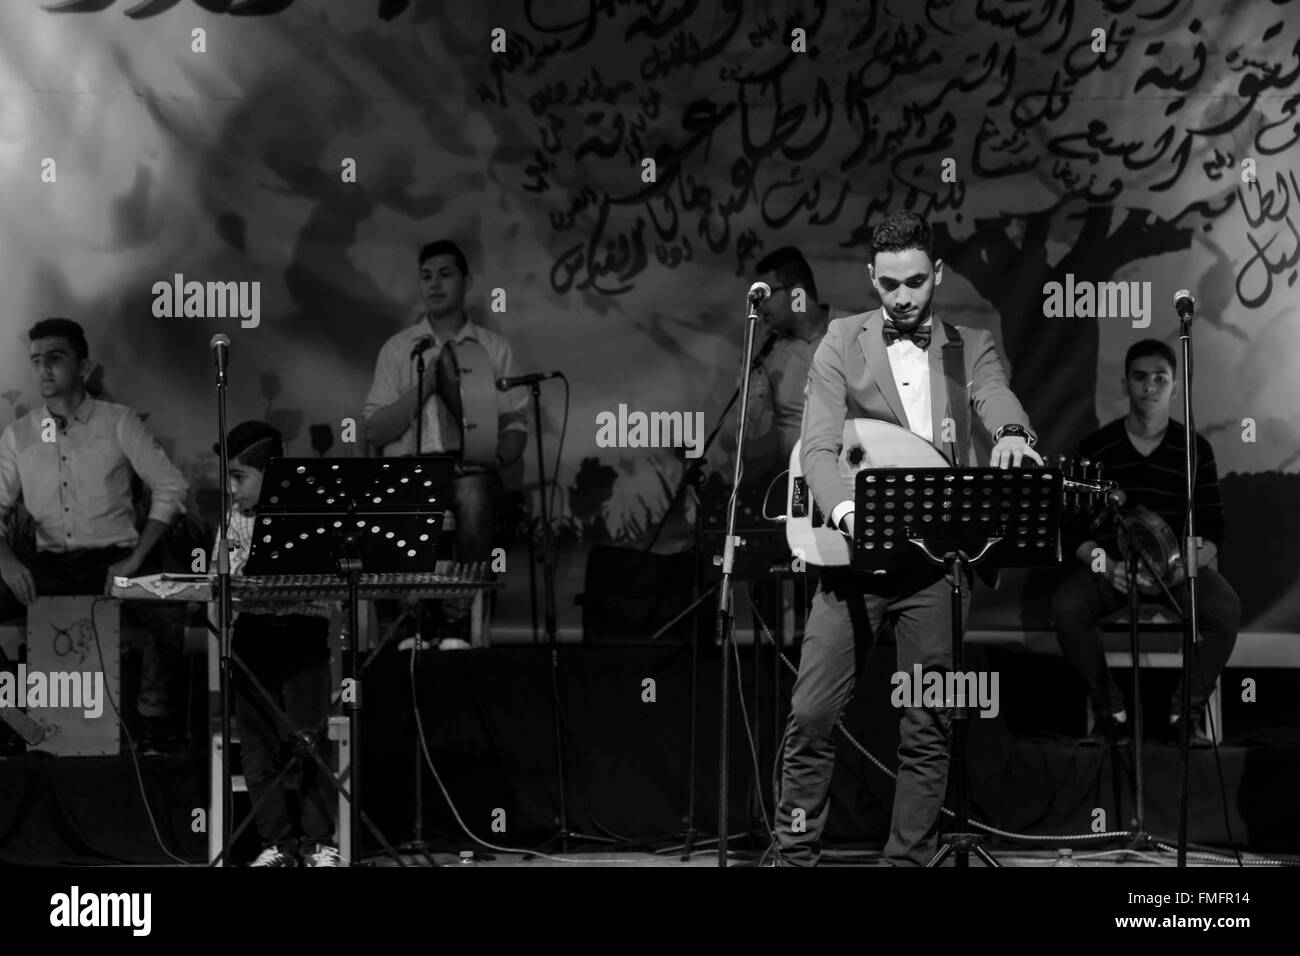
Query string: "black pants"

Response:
xmin=1052 ymin=565 xmax=1241 ymax=719
xmin=232 ymin=613 xmax=334 ymax=852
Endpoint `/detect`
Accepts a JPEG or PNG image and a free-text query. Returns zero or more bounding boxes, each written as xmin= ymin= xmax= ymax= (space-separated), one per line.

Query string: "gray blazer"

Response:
xmin=800 ymin=308 xmax=1034 ymax=519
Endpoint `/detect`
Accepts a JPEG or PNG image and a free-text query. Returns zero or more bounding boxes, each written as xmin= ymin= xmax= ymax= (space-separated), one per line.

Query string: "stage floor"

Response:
xmin=361 ymin=848 xmax=1299 ymax=868
xmin=3 ymin=643 xmax=1299 ymax=866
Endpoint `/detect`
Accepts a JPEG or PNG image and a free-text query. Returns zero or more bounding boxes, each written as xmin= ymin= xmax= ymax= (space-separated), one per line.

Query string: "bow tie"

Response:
xmin=882 ymin=319 xmax=931 ymax=349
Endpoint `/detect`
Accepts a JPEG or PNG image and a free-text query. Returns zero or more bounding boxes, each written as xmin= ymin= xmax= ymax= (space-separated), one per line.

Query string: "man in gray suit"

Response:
xmin=775 ymin=211 xmax=1042 ymax=865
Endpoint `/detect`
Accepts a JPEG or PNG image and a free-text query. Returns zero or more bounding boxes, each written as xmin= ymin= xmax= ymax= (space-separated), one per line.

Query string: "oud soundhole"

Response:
xmin=846 ymin=445 xmax=866 ymax=467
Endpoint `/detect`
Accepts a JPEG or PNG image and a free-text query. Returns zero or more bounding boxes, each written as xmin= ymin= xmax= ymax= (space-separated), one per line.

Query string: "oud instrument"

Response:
xmin=786 ymin=419 xmax=1115 ymax=568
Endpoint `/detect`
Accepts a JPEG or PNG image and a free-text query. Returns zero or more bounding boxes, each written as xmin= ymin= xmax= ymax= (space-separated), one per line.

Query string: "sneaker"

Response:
xmin=249 ymin=846 xmax=298 ymax=867
xmin=1167 ymin=706 xmax=1213 ymax=747
xmin=302 ymin=844 xmax=346 ymax=867
xmin=1080 ymin=712 xmax=1130 ymax=746
xmin=397 ymin=637 xmax=435 ymax=652
xmin=438 ymin=637 xmax=471 ymax=651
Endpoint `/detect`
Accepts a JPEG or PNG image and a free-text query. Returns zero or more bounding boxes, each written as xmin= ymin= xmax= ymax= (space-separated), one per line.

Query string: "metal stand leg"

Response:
xmin=926 ymin=555 xmax=999 ymax=868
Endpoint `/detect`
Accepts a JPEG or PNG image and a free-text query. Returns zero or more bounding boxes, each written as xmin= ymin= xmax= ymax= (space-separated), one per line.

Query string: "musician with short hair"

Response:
xmin=0 ymin=317 xmax=188 ymax=753
xmin=743 ymin=247 xmax=855 ymax=478
xmin=362 ymin=240 xmax=528 ymax=648
xmin=776 ymin=211 xmax=1042 ymax=866
xmin=1053 ymin=339 xmax=1239 ymax=746
xmin=216 ymin=420 xmax=341 ymax=867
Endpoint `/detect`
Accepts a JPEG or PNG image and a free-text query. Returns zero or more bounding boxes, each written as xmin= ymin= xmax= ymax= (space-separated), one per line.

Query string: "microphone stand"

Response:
xmin=400 ymin=341 xmax=438 ymax=866
xmin=716 ymin=293 xmax=765 ymax=866
xmin=1175 ymin=308 xmax=1201 ymax=868
xmin=214 ymin=353 xmax=234 ymax=866
xmin=530 ymin=374 xmax=610 ymax=853
xmin=650 ymin=330 xmax=777 ymax=861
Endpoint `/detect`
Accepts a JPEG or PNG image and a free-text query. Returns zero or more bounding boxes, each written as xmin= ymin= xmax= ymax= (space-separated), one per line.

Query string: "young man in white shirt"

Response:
xmin=0 ymin=318 xmax=189 ymax=751
xmin=363 ymin=241 xmax=527 ymax=648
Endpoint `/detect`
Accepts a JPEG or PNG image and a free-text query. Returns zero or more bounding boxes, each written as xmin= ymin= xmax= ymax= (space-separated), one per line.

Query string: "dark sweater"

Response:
xmin=1066 ymin=417 xmax=1226 ymax=559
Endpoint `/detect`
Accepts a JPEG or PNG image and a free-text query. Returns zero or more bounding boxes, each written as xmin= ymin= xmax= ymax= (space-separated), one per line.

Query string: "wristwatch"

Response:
xmin=993 ymin=423 xmax=1037 ymax=447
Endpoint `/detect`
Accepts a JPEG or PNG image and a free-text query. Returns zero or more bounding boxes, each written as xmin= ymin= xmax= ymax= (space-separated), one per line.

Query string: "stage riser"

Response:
xmin=3 ymin=644 xmax=1298 ymax=863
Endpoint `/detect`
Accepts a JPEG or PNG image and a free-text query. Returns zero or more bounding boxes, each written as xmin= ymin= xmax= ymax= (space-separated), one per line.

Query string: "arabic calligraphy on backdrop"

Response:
xmin=458 ymin=0 xmax=1300 ymax=313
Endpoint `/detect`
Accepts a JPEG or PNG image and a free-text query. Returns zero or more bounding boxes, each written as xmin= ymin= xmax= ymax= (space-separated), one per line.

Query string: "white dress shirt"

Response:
xmin=0 ymin=397 xmax=188 ymax=553
xmin=363 ymin=316 xmax=529 ymax=457
xmin=829 ymin=319 xmax=934 ymax=532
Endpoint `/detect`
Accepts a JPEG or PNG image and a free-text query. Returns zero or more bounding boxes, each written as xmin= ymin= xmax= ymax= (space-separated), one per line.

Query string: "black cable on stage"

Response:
xmin=90 ymin=597 xmax=195 ymax=866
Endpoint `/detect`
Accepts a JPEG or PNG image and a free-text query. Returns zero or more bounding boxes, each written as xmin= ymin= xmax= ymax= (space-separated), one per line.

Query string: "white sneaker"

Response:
xmin=249 ymin=846 xmax=297 ymax=867
xmin=438 ymin=638 xmax=471 ymax=651
xmin=302 ymin=844 xmax=346 ymax=867
xmin=397 ymin=637 xmax=434 ymax=652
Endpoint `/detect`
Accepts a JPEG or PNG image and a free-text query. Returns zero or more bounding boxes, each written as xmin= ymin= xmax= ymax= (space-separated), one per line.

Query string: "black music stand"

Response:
xmin=241 ymin=455 xmax=454 ymax=865
xmin=851 ymin=467 xmax=1065 ymax=868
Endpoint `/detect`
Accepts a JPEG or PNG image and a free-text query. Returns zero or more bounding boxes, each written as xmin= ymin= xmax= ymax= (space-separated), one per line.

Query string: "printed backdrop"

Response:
xmin=1 ymin=0 xmax=1297 ymax=633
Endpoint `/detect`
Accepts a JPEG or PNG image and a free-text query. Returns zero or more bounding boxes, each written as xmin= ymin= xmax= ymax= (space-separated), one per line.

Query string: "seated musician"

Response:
xmin=0 ymin=318 xmax=188 ymax=753
xmin=1053 ymin=339 xmax=1241 ymax=746
xmin=362 ymin=240 xmax=528 ymax=649
xmin=216 ymin=420 xmax=342 ymax=867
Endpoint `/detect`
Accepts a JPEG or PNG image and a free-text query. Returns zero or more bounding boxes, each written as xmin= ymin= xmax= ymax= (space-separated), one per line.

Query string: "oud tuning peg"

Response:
xmin=1076 ymin=458 xmax=1091 ymax=511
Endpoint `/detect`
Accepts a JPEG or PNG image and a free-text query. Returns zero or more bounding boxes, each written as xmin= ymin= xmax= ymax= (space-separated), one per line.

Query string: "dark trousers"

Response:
xmin=775 ymin=566 xmax=968 ymax=866
xmin=232 ymin=613 xmax=334 ymax=851
xmin=0 ymin=546 xmax=180 ymax=717
xmin=1052 ymin=565 xmax=1241 ymax=719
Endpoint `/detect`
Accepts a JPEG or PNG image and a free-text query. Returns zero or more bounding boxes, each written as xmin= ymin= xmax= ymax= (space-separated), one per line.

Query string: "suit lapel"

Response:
xmin=928 ymin=319 xmax=949 ymax=456
xmin=858 ymin=312 xmax=908 ymax=428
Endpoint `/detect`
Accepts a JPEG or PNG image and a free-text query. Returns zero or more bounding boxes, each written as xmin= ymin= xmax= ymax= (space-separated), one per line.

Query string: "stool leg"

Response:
xmin=332 ymin=716 xmax=351 ymax=864
xmin=1209 ymin=678 xmax=1222 ymax=743
xmin=210 ymin=732 xmax=222 ymax=865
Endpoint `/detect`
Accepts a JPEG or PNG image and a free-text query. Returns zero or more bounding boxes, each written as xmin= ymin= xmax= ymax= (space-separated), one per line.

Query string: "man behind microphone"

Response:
xmin=363 ymin=240 xmax=528 ymax=648
xmin=741 ymin=247 xmax=855 ymax=487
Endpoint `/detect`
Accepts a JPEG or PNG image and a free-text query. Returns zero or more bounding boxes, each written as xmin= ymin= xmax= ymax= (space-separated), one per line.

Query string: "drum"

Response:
xmin=439 ymin=339 xmax=499 ymax=469
xmin=1119 ymin=505 xmax=1184 ymax=587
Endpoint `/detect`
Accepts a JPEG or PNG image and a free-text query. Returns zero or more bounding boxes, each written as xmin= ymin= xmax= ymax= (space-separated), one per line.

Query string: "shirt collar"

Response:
xmin=867 ymin=310 xmax=937 ymax=330
xmin=40 ymin=395 xmax=95 ymax=426
xmin=420 ymin=313 xmax=478 ymax=345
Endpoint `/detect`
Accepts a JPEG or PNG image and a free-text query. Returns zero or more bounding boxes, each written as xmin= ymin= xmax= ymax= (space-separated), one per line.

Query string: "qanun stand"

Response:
xmin=242 ymin=455 xmax=455 ymax=866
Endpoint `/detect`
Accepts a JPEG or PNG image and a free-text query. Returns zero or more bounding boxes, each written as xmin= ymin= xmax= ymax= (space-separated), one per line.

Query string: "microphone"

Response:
xmin=497 ymin=370 xmax=562 ymax=390
xmin=409 ymin=336 xmax=435 ymax=359
xmin=747 ymin=281 xmax=772 ymax=303
xmin=210 ymin=333 xmax=230 ymax=380
xmin=1174 ymin=290 xmax=1195 ymax=320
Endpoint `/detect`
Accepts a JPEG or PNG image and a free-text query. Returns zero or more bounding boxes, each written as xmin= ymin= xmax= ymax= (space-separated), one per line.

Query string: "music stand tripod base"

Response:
xmin=852 ymin=467 xmax=1066 ymax=869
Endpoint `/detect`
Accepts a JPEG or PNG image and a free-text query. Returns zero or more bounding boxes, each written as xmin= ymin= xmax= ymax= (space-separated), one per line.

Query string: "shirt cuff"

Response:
xmin=829 ymin=500 xmax=855 ymax=535
xmin=147 ymin=500 xmax=181 ymax=527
